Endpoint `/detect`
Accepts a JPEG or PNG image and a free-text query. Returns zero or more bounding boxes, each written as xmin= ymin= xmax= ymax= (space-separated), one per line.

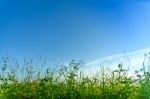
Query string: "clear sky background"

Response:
xmin=1 ymin=0 xmax=150 ymax=62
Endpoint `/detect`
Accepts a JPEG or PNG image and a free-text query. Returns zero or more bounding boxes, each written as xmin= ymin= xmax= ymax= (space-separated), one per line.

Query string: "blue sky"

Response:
xmin=0 ymin=0 xmax=150 ymax=62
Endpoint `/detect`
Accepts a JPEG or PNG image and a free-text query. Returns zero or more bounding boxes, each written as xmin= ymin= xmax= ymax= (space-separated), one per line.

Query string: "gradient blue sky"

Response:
xmin=0 ymin=0 xmax=150 ymax=62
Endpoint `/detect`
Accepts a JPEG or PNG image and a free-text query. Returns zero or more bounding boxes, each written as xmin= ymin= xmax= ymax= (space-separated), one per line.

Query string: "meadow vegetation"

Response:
xmin=0 ymin=54 xmax=150 ymax=99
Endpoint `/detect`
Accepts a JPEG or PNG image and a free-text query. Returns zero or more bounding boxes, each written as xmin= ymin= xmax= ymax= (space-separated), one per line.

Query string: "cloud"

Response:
xmin=84 ymin=48 xmax=150 ymax=76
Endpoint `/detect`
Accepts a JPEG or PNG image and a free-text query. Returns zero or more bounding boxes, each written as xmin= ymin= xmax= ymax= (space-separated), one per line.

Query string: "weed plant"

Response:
xmin=0 ymin=55 xmax=150 ymax=99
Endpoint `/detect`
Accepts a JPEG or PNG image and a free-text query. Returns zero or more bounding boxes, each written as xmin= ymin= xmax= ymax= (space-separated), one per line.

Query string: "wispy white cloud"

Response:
xmin=84 ymin=48 xmax=150 ymax=76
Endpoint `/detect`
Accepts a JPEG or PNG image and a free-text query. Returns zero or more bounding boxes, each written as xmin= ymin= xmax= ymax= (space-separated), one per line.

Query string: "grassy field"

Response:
xmin=0 ymin=56 xmax=150 ymax=99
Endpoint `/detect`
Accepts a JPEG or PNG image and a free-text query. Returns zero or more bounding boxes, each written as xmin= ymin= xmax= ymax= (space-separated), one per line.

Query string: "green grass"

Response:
xmin=0 ymin=56 xmax=150 ymax=99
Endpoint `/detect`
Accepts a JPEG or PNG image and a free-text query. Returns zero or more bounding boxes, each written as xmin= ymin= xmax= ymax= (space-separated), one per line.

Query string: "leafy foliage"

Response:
xmin=0 ymin=56 xmax=150 ymax=99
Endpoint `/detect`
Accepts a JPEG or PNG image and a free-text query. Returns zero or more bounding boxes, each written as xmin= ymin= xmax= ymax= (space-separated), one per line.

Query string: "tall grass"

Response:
xmin=0 ymin=55 xmax=150 ymax=99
